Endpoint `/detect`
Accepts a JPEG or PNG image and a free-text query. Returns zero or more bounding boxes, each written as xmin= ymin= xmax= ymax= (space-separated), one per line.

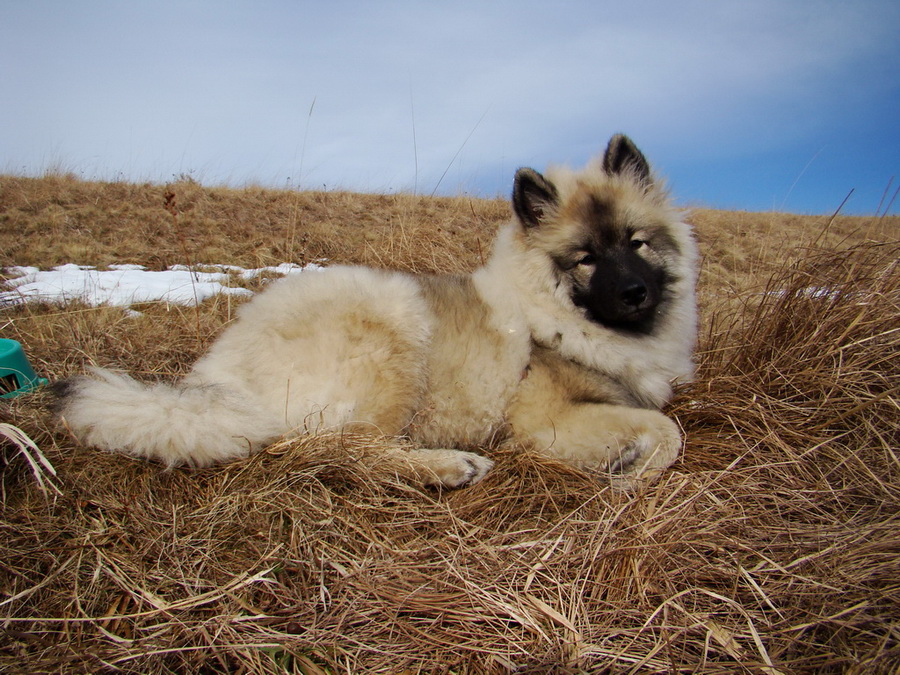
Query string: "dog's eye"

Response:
xmin=630 ymin=239 xmax=648 ymax=250
xmin=576 ymin=253 xmax=596 ymax=266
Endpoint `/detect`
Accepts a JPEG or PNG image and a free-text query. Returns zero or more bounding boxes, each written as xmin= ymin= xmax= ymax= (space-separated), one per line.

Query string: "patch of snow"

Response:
xmin=1 ymin=262 xmax=324 ymax=309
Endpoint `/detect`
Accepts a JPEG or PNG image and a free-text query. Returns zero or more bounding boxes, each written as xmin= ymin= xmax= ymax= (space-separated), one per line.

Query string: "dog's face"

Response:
xmin=512 ymin=135 xmax=682 ymax=334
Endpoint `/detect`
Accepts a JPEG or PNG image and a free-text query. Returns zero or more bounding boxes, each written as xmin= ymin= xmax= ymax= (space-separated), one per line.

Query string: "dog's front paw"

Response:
xmin=608 ymin=419 xmax=681 ymax=491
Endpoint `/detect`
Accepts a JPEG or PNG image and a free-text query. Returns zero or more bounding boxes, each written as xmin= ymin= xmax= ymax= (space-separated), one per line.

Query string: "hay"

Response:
xmin=2 ymin=242 xmax=898 ymax=673
xmin=0 ymin=423 xmax=60 ymax=501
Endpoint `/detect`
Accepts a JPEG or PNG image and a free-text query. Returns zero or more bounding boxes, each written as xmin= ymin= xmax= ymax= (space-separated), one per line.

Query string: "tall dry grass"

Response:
xmin=0 ymin=174 xmax=503 ymax=275
xmin=1 ymin=175 xmax=898 ymax=673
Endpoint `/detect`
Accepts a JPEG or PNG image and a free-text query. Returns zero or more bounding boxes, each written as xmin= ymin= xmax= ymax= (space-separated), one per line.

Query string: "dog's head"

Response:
xmin=511 ymin=134 xmax=684 ymax=333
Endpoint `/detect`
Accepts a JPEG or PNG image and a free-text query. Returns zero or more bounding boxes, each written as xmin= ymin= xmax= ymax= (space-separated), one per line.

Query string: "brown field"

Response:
xmin=1 ymin=173 xmax=898 ymax=673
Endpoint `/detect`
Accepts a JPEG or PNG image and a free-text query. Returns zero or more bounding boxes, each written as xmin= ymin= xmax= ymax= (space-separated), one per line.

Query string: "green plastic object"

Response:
xmin=0 ymin=339 xmax=49 ymax=398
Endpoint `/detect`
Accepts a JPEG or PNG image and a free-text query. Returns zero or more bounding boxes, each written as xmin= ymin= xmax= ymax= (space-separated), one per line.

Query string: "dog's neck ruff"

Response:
xmin=480 ymin=224 xmax=694 ymax=409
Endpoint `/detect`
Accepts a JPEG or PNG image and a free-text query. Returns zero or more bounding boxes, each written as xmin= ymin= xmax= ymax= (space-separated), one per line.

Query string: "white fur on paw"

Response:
xmin=419 ymin=450 xmax=494 ymax=489
xmin=607 ymin=426 xmax=681 ymax=491
xmin=457 ymin=452 xmax=494 ymax=487
xmin=608 ymin=443 xmax=641 ymax=474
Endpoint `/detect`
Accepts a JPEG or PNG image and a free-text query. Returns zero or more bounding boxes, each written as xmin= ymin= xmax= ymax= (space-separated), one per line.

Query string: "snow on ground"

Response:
xmin=0 ymin=262 xmax=323 ymax=309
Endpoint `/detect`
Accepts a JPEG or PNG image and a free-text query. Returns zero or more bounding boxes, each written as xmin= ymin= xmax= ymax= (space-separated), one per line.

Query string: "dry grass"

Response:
xmin=0 ymin=174 xmax=503 ymax=275
xmin=1 ymin=176 xmax=899 ymax=673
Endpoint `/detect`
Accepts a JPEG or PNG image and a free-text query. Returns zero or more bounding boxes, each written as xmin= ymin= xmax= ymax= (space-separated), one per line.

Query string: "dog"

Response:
xmin=54 ymin=134 xmax=698 ymax=490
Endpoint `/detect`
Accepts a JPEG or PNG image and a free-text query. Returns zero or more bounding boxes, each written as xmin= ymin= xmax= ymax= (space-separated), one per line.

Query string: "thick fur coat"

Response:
xmin=55 ymin=135 xmax=698 ymax=489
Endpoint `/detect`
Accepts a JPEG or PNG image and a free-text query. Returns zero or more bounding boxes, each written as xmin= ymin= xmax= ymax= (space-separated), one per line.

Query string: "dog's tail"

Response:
xmin=52 ymin=368 xmax=285 ymax=467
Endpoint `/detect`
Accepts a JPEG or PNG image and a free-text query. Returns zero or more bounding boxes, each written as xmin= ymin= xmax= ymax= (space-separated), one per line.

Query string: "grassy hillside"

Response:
xmin=1 ymin=174 xmax=898 ymax=673
xmin=3 ymin=173 xmax=895 ymax=314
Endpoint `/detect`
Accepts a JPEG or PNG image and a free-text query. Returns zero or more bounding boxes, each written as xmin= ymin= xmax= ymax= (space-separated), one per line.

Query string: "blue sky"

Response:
xmin=2 ymin=1 xmax=898 ymax=215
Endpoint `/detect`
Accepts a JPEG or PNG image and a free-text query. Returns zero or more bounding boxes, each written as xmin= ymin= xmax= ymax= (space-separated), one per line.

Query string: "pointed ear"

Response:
xmin=512 ymin=168 xmax=558 ymax=228
xmin=602 ymin=134 xmax=651 ymax=184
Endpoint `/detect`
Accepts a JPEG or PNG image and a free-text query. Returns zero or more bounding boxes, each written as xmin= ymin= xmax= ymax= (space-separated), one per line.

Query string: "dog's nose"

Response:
xmin=621 ymin=281 xmax=648 ymax=307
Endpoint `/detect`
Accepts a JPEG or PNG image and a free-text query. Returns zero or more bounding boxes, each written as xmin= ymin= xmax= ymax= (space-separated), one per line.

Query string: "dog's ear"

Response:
xmin=513 ymin=168 xmax=558 ymax=228
xmin=602 ymin=134 xmax=651 ymax=185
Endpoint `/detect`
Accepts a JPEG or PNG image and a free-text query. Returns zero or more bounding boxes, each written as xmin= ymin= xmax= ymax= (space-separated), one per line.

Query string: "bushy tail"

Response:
xmin=53 ymin=368 xmax=285 ymax=467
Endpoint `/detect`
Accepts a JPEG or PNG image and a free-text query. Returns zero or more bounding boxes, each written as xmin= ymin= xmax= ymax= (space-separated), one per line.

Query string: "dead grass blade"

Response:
xmin=0 ymin=422 xmax=61 ymax=498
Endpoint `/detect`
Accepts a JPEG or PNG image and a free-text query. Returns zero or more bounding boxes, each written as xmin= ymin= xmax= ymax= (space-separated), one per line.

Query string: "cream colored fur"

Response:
xmin=57 ymin=135 xmax=697 ymax=490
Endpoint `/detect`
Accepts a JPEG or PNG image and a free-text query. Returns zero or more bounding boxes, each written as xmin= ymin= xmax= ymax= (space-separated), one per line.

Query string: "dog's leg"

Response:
xmin=510 ymin=403 xmax=681 ymax=489
xmin=385 ymin=448 xmax=494 ymax=489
